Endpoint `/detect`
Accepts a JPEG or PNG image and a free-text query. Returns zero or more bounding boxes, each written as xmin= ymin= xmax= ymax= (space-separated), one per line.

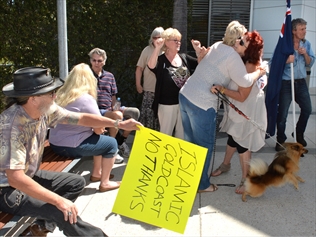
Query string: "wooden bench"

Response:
xmin=0 ymin=146 xmax=81 ymax=236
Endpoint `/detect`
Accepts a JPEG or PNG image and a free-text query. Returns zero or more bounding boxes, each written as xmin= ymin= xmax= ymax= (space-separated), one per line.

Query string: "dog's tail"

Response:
xmin=249 ymin=158 xmax=268 ymax=176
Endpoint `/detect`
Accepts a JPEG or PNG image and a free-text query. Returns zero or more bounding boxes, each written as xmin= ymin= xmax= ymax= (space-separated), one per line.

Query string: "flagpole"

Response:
xmin=290 ymin=62 xmax=296 ymax=142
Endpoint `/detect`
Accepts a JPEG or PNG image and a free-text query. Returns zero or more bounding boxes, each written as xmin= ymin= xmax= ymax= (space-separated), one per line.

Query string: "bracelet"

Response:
xmin=220 ymin=87 xmax=226 ymax=94
xmin=114 ymin=119 xmax=121 ymax=130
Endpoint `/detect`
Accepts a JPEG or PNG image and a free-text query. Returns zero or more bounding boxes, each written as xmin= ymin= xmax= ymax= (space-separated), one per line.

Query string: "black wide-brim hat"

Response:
xmin=2 ymin=66 xmax=64 ymax=97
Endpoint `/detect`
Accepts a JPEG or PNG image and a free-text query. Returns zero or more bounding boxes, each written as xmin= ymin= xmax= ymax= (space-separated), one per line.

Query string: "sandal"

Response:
xmin=211 ymin=162 xmax=231 ymax=177
xmin=198 ymin=183 xmax=218 ymax=193
xmin=235 ymin=178 xmax=246 ymax=194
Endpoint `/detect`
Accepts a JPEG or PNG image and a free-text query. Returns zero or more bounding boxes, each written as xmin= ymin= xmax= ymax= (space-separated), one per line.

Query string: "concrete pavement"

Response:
xmin=49 ymin=88 xmax=316 ymax=237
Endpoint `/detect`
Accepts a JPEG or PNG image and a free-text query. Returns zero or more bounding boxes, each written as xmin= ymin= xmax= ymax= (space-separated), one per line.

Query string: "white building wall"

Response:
xmin=251 ymin=0 xmax=316 ymax=87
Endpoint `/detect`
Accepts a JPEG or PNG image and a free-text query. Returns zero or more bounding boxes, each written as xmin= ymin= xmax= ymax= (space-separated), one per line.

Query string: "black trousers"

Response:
xmin=0 ymin=170 xmax=107 ymax=236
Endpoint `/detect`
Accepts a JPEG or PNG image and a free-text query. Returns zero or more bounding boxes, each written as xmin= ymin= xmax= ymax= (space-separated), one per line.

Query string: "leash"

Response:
xmin=216 ymin=184 xmax=236 ymax=187
xmin=209 ymin=87 xmax=286 ymax=188
xmin=214 ymin=88 xmax=285 ymax=149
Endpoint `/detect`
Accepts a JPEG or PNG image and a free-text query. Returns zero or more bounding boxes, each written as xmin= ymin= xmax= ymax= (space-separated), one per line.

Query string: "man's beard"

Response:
xmin=39 ymin=101 xmax=58 ymax=115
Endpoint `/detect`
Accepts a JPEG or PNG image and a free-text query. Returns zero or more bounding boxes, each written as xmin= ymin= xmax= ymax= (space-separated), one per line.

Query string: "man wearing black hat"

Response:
xmin=0 ymin=67 xmax=142 ymax=236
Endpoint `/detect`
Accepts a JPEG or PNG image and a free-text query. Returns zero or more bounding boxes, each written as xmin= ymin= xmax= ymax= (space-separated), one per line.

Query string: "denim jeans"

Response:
xmin=276 ymin=79 xmax=312 ymax=143
xmin=0 ymin=170 xmax=107 ymax=236
xmin=179 ymin=94 xmax=216 ymax=190
xmin=50 ymin=133 xmax=118 ymax=158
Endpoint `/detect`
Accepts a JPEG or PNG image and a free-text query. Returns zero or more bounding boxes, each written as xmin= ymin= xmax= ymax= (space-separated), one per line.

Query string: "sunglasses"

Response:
xmin=238 ymin=37 xmax=247 ymax=48
xmin=91 ymin=59 xmax=104 ymax=63
xmin=40 ymin=90 xmax=56 ymax=98
xmin=168 ymin=39 xmax=181 ymax=43
xmin=152 ymin=36 xmax=161 ymax=40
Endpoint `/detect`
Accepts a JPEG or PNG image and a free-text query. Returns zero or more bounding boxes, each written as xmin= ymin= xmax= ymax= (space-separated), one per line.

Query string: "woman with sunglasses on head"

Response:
xmin=148 ymin=27 xmax=201 ymax=139
xmin=210 ymin=31 xmax=268 ymax=194
xmin=179 ymin=21 xmax=266 ymax=193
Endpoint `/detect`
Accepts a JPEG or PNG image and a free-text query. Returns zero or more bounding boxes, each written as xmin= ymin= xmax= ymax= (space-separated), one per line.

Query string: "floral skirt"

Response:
xmin=139 ymin=91 xmax=159 ymax=131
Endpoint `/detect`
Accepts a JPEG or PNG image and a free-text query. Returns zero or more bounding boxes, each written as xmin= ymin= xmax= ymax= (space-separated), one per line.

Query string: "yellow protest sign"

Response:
xmin=112 ymin=126 xmax=208 ymax=234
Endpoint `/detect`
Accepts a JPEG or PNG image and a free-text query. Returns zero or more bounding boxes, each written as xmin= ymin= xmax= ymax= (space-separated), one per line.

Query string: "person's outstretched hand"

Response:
xmin=119 ymin=118 xmax=143 ymax=131
xmin=191 ymin=39 xmax=202 ymax=55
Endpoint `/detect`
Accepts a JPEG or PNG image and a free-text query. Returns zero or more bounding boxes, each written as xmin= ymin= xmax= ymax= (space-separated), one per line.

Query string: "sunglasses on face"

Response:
xmin=152 ymin=36 xmax=161 ymax=40
xmin=238 ymin=37 xmax=247 ymax=48
xmin=168 ymin=39 xmax=181 ymax=44
xmin=50 ymin=90 xmax=57 ymax=97
xmin=91 ymin=59 xmax=104 ymax=63
xmin=39 ymin=90 xmax=56 ymax=98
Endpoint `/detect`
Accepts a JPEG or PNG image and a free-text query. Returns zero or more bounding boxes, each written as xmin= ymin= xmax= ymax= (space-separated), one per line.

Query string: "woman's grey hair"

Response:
xmin=149 ymin=27 xmax=164 ymax=46
xmin=292 ymin=18 xmax=307 ymax=30
xmin=88 ymin=48 xmax=107 ymax=62
xmin=222 ymin=21 xmax=247 ymax=46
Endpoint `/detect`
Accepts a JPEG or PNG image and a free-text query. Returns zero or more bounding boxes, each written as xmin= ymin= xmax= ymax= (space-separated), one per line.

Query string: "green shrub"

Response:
xmin=0 ymin=0 xmax=173 ymax=111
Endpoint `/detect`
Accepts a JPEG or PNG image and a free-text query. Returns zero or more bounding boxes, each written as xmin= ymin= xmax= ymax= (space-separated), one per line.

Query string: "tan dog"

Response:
xmin=242 ymin=142 xmax=308 ymax=202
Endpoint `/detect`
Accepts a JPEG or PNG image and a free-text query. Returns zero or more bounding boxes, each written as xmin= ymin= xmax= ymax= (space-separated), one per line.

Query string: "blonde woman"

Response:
xmin=148 ymin=27 xmax=198 ymax=139
xmin=49 ymin=63 xmax=121 ymax=192
xmin=179 ymin=21 xmax=266 ymax=193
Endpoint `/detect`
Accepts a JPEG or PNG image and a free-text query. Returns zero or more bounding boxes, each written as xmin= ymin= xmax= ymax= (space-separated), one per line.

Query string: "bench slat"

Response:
xmin=0 ymin=212 xmax=14 ymax=229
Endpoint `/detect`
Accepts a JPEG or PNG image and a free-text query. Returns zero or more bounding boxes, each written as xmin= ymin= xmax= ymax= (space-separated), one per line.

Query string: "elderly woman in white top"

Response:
xmin=179 ymin=21 xmax=266 ymax=193
xmin=211 ymin=30 xmax=268 ymax=195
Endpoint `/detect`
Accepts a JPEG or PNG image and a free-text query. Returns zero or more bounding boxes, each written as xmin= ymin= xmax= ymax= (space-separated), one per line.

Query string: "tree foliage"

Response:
xmin=0 ymin=0 xmax=173 ymax=111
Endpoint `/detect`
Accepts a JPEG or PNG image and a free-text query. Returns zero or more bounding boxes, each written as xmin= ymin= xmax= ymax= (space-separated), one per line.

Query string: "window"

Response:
xmin=189 ymin=0 xmax=251 ymax=54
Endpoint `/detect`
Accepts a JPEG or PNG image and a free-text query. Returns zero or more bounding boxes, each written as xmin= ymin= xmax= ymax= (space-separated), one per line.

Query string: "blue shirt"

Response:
xmin=281 ymin=39 xmax=315 ymax=80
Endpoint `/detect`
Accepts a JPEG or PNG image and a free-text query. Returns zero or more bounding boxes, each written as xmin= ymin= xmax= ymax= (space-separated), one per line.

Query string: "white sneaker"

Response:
xmin=114 ymin=154 xmax=124 ymax=164
xmin=119 ymin=142 xmax=130 ymax=158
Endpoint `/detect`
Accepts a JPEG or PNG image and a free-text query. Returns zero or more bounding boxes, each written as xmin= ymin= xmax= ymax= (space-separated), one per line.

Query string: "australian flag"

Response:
xmin=265 ymin=0 xmax=294 ymax=137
